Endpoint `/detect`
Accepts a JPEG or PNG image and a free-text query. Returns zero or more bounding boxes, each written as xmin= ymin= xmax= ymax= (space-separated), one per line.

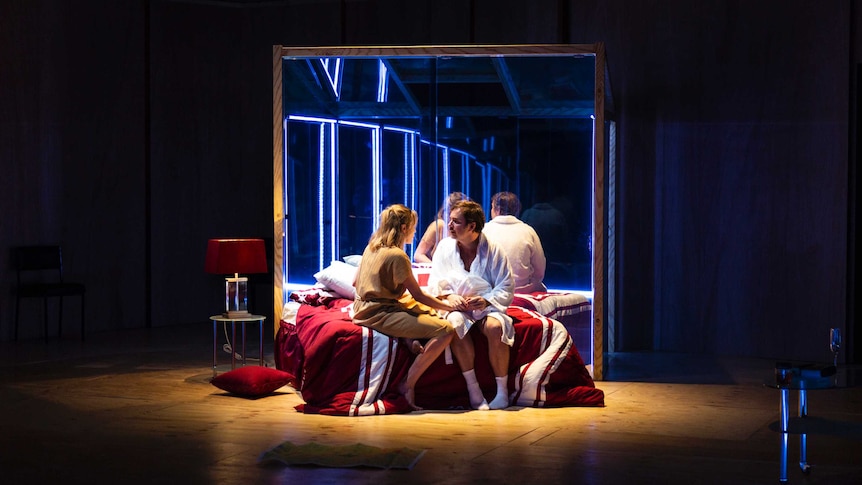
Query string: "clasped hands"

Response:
xmin=444 ymin=294 xmax=487 ymax=312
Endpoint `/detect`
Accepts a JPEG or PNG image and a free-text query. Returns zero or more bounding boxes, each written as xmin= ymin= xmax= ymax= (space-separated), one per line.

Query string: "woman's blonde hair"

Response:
xmin=368 ymin=204 xmax=418 ymax=251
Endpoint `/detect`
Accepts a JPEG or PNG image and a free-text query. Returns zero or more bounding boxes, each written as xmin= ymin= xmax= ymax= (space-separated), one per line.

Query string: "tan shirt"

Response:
xmin=353 ymin=245 xmax=413 ymax=317
xmin=352 ymin=245 xmax=450 ymax=339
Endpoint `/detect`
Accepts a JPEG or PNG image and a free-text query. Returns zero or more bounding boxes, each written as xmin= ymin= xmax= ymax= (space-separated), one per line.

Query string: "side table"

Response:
xmin=209 ymin=314 xmax=266 ymax=377
xmin=765 ymin=365 xmax=858 ymax=483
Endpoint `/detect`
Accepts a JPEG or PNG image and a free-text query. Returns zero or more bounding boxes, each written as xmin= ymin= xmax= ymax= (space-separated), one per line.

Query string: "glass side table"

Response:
xmin=209 ymin=314 xmax=266 ymax=378
xmin=764 ymin=365 xmax=860 ymax=483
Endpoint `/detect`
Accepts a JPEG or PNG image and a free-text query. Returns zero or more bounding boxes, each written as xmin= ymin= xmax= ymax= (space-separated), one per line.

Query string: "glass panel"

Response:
xmin=284 ymin=119 xmax=335 ymax=285
xmin=416 ymin=139 xmax=442 ymax=248
xmin=380 ymin=128 xmax=414 ymax=208
xmin=337 ymin=123 xmax=376 ymax=258
xmin=282 ymin=53 xmax=595 ymax=294
xmin=470 ymin=160 xmax=487 ymax=210
xmin=518 ymin=118 xmax=594 ymax=289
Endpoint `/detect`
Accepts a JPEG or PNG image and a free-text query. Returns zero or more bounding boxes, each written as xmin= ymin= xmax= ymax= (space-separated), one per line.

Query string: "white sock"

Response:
xmin=462 ymin=369 xmax=489 ymax=411
xmin=488 ymin=376 xmax=509 ymax=410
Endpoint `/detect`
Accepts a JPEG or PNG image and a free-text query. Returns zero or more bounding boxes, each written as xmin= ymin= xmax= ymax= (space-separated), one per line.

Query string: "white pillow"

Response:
xmin=313 ymin=261 xmax=357 ymax=299
xmin=342 ymin=254 xmax=362 ymax=266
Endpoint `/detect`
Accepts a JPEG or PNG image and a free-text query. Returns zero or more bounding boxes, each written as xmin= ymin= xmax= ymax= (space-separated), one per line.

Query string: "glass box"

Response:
xmin=272 ymin=45 xmax=613 ymax=378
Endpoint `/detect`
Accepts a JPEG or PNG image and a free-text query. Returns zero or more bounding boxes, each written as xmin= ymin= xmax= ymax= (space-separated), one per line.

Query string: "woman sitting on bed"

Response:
xmin=429 ymin=200 xmax=516 ymax=410
xmin=351 ymin=204 xmax=458 ymax=411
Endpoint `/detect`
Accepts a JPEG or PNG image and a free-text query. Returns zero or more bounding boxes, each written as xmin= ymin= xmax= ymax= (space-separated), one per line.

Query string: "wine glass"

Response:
xmin=829 ymin=327 xmax=841 ymax=367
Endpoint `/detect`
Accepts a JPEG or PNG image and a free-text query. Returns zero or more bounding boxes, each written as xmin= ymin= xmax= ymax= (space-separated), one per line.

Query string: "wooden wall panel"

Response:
xmin=1 ymin=0 xmax=857 ymax=366
xmin=342 ymin=0 xmax=472 ymax=45
xmin=473 ymin=0 xmax=564 ymax=44
xmin=148 ymin=2 xmax=273 ymax=327
xmin=611 ymin=1 xmax=849 ymax=362
xmin=0 ymin=1 xmax=147 ymax=339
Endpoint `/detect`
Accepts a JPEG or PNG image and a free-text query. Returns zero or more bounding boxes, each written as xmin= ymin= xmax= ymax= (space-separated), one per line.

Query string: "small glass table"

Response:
xmin=209 ymin=314 xmax=266 ymax=377
xmin=764 ymin=366 xmax=859 ymax=483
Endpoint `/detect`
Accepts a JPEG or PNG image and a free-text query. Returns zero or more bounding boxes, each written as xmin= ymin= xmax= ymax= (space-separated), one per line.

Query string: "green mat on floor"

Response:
xmin=259 ymin=441 xmax=426 ymax=470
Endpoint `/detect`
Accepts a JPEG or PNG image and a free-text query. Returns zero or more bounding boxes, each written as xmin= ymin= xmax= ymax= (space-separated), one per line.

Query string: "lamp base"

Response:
xmin=224 ymin=310 xmax=251 ymax=319
xmin=225 ymin=276 xmax=249 ymax=317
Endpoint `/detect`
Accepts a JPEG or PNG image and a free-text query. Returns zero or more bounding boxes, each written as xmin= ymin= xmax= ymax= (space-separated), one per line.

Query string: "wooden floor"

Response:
xmin=1 ymin=324 xmax=860 ymax=485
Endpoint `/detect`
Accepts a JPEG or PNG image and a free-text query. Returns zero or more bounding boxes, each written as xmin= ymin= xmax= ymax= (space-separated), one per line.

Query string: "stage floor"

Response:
xmin=1 ymin=323 xmax=860 ymax=485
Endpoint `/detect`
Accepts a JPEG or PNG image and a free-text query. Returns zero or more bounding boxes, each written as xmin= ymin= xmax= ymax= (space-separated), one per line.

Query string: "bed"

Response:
xmin=274 ymin=263 xmax=604 ymax=416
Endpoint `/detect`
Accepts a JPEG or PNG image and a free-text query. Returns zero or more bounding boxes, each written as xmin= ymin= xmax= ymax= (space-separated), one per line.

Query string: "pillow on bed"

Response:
xmin=313 ymin=260 xmax=357 ymax=299
xmin=342 ymin=254 xmax=362 ymax=266
xmin=210 ymin=366 xmax=295 ymax=398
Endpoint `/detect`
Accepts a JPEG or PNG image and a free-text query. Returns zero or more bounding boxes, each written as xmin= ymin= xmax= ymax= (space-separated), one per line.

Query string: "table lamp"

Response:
xmin=205 ymin=238 xmax=268 ymax=318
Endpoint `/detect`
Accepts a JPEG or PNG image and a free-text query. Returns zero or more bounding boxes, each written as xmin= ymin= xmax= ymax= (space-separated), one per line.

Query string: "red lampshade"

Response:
xmin=205 ymin=239 xmax=268 ymax=275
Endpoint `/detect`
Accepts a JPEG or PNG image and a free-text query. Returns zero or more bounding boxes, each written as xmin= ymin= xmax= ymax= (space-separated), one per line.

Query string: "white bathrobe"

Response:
xmin=428 ymin=234 xmax=516 ymax=345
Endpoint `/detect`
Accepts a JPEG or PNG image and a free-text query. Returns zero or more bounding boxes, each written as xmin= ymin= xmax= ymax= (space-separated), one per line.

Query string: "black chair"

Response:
xmin=13 ymin=245 xmax=86 ymax=342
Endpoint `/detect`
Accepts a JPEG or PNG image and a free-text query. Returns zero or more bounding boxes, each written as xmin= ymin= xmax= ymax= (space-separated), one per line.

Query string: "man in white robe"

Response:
xmin=429 ymin=200 xmax=515 ymax=410
xmin=482 ymin=191 xmax=547 ymax=293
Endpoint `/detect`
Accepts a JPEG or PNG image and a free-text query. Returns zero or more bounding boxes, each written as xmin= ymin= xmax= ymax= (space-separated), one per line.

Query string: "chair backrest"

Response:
xmin=14 ymin=246 xmax=65 ymax=284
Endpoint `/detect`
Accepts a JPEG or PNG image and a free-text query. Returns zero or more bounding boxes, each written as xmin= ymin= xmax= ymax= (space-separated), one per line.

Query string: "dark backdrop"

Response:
xmin=1 ymin=0 xmax=857 ymax=366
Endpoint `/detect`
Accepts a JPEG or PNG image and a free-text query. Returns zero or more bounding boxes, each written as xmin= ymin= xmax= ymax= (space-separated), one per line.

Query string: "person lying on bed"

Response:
xmin=482 ymin=191 xmax=547 ymax=293
xmin=413 ymin=191 xmax=470 ymax=263
xmin=351 ymin=204 xmax=459 ymax=411
xmin=429 ymin=200 xmax=516 ymax=410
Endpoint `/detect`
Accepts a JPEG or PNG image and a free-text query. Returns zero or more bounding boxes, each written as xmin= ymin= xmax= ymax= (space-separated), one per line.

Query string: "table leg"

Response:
xmin=779 ymin=388 xmax=789 ymax=482
xmin=231 ymin=321 xmax=237 ymax=370
xmin=799 ymin=389 xmax=809 ymax=473
xmin=212 ymin=320 xmax=218 ymax=378
xmin=242 ymin=322 xmax=247 ymax=367
xmin=259 ymin=318 xmax=264 ymax=367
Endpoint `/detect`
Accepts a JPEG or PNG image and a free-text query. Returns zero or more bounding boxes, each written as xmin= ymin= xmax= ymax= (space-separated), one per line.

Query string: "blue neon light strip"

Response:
xmin=383 ymin=126 xmax=419 ymax=135
xmin=590 ymin=115 xmax=596 ymax=296
xmin=372 ymin=127 xmax=382 ymax=229
xmin=317 ymin=122 xmax=325 ymax=271
xmin=290 ymin=114 xmax=334 ymax=123
xmin=411 ymin=134 xmax=417 ymax=209
xmin=339 ymin=119 xmax=380 ymax=130
xmin=319 ymin=58 xmax=341 ymax=100
xmin=462 ymin=153 xmax=470 ymax=193
xmin=403 ymin=134 xmax=410 ymax=207
xmin=282 ymin=117 xmax=289 ymax=298
xmin=442 ymin=147 xmax=450 ymax=201
xmin=329 ymin=122 xmax=337 ymax=265
xmin=377 ymin=60 xmax=388 ymax=103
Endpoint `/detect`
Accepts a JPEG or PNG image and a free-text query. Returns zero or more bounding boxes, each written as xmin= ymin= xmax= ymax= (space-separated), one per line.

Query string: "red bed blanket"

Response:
xmin=275 ymin=298 xmax=604 ymax=415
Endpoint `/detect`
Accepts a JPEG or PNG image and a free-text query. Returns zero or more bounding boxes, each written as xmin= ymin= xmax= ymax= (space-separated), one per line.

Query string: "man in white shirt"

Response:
xmin=482 ymin=192 xmax=547 ymax=293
